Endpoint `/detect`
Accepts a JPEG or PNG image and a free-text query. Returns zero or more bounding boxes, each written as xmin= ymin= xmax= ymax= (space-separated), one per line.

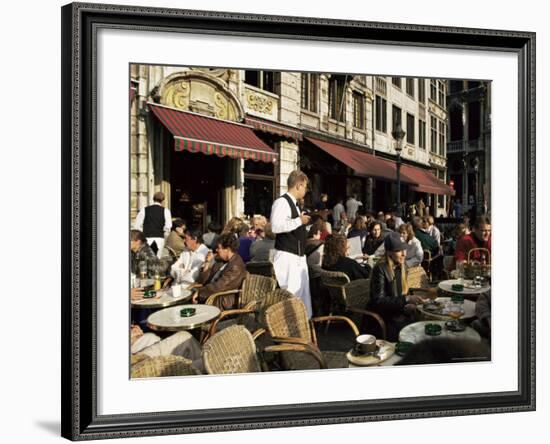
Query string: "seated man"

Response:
xmin=472 ymin=291 xmax=491 ymax=339
xmin=191 ymin=233 xmax=247 ymax=310
xmin=454 ymin=215 xmax=491 ymax=264
xmin=163 ymin=218 xmax=187 ymax=259
xmin=412 ymin=216 xmax=440 ymax=256
xmin=170 ymin=227 xmax=210 ymax=284
xmin=130 ymin=229 xmax=156 ymax=274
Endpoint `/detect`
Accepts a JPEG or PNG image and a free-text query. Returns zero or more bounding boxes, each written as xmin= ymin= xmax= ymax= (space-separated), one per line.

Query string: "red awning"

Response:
xmin=148 ymin=103 xmax=278 ymax=163
xmin=245 ymin=115 xmax=303 ymax=141
xmin=401 ymin=164 xmax=456 ymax=196
xmin=306 ymin=137 xmax=416 ymax=184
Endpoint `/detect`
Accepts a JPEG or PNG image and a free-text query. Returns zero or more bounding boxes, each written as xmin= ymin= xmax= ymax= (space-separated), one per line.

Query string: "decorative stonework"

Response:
xmin=246 ymin=93 xmax=274 ymax=114
xmin=158 ymin=71 xmax=243 ymax=121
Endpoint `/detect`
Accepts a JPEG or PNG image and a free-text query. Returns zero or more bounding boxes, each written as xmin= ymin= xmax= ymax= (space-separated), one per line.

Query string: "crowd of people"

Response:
xmin=130 ymin=171 xmax=492 ymax=357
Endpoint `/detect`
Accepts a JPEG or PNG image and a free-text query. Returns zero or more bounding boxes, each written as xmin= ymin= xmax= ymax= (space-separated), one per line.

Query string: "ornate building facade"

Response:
xmin=446 ymin=80 xmax=491 ymax=217
xmin=130 ymin=65 xmax=452 ymax=229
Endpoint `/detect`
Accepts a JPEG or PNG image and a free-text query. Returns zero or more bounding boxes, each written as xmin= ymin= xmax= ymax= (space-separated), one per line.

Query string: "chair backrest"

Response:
xmin=343 ymin=278 xmax=371 ymax=308
xmin=407 ymin=266 xmax=430 ymax=289
xmin=131 ymin=355 xmax=199 ymax=378
xmin=246 ymin=261 xmax=275 ymax=278
xmin=240 ymin=274 xmax=277 ymax=307
xmin=203 ymin=325 xmax=262 ymax=374
xmin=257 ymin=288 xmax=294 ymax=327
xmin=320 ymin=270 xmax=350 ymax=306
xmin=264 ymin=297 xmax=312 ymax=343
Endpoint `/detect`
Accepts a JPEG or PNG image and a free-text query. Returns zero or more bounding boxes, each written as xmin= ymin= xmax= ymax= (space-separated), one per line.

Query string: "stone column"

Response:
xmin=277 ymin=140 xmax=299 ymax=197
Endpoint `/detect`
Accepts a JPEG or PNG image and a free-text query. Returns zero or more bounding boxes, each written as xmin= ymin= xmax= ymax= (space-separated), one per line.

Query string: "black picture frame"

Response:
xmin=61 ymin=2 xmax=536 ymax=440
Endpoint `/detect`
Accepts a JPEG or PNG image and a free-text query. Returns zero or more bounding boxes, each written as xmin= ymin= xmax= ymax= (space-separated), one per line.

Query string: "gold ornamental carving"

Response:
xmin=162 ymin=81 xmax=190 ymax=110
xmin=214 ymin=92 xmax=229 ymax=120
xmin=247 ymin=93 xmax=274 ymax=114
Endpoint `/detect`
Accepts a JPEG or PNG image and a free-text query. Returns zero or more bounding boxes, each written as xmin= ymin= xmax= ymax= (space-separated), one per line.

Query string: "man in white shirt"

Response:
xmin=345 ymin=194 xmax=363 ymax=222
xmin=134 ymin=191 xmax=172 ymax=258
xmin=270 ymin=170 xmax=313 ymax=317
xmin=426 ymin=215 xmax=442 ymax=245
xmin=170 ymin=228 xmax=210 ymax=285
xmin=332 ymin=198 xmax=346 ymax=231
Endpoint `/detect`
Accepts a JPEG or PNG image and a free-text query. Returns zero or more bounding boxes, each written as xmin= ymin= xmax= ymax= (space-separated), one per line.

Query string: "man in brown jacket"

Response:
xmin=191 ymin=233 xmax=247 ymax=310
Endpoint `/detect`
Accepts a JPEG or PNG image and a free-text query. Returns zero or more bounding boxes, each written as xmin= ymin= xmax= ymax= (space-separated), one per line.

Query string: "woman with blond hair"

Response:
xmin=221 ymin=217 xmax=243 ymax=237
xmin=368 ymin=232 xmax=424 ymax=341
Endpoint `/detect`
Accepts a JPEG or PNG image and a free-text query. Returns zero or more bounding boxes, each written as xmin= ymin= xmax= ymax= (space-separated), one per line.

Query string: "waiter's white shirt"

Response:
xmin=133 ymin=202 xmax=173 ymax=236
xmin=270 ymin=193 xmax=312 ymax=317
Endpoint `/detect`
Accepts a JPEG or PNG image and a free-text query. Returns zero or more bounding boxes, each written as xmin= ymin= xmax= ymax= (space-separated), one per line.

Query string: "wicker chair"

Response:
xmin=319 ymin=270 xmax=387 ymax=340
xmin=203 ymin=324 xmax=311 ymax=374
xmin=203 ymin=274 xmax=277 ymax=340
xmin=131 ymin=355 xmax=200 ymax=378
xmin=421 ymin=249 xmax=443 ymax=281
xmin=264 ymin=297 xmax=360 ymax=370
xmin=203 ymin=325 xmax=263 ymax=374
xmin=246 ymin=261 xmax=275 ymax=278
xmin=406 ymin=265 xmax=438 ymax=301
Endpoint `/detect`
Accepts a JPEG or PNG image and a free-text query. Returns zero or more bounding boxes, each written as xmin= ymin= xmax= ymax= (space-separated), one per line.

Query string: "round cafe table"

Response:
xmin=131 ymin=287 xmax=193 ymax=309
xmin=438 ymin=279 xmax=490 ymax=298
xmin=418 ymin=297 xmax=476 ymax=321
xmin=398 ymin=321 xmax=481 ymax=345
xmin=147 ymin=304 xmax=221 ymax=332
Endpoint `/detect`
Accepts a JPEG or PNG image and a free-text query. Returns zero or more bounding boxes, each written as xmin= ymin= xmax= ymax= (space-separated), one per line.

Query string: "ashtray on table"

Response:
xmin=180 ymin=308 xmax=196 ymax=318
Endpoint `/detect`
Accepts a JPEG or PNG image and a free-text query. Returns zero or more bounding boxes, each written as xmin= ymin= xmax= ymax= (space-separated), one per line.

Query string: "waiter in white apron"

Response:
xmin=270 ymin=170 xmax=313 ymax=317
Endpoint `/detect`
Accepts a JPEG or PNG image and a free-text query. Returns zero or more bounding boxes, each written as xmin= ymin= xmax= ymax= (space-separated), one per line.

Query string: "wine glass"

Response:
xmin=447 ymin=299 xmax=465 ymax=329
xmin=138 ymin=261 xmax=148 ymax=281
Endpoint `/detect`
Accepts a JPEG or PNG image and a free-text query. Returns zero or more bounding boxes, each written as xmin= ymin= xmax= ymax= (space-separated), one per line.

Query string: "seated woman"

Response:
xmin=373 ymin=223 xmax=423 ymax=267
xmin=191 ymin=233 xmax=247 ymax=310
xmin=363 ymin=221 xmax=385 ymax=256
xmin=322 ymin=234 xmax=371 ymax=280
xmin=306 ymin=221 xmax=327 ymax=316
xmin=368 ymin=232 xmax=424 ymax=341
xmin=249 ymin=223 xmax=276 ymax=262
xmin=347 ymin=216 xmax=369 ymax=248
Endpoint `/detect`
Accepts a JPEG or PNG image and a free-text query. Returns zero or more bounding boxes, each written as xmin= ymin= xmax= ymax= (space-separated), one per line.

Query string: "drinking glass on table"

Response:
xmin=138 ymin=261 xmax=148 ymax=281
xmin=447 ymin=297 xmax=465 ymax=328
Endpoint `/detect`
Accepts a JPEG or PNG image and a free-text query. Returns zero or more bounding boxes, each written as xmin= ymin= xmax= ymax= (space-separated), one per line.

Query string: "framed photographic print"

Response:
xmin=61 ymin=2 xmax=535 ymax=440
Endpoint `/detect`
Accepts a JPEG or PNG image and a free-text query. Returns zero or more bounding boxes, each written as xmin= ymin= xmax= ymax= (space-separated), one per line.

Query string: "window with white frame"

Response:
xmin=329 ymin=75 xmax=347 ymax=122
xmin=406 ymin=78 xmax=415 ymax=97
xmin=406 ymin=113 xmax=415 ymax=144
xmin=431 ymin=116 xmax=438 ymax=153
xmin=375 ymin=95 xmax=387 ymax=133
xmin=353 ymin=91 xmax=365 ymax=129
xmin=301 ymin=73 xmax=319 ymax=113
xmin=419 ymin=119 xmax=426 ymax=149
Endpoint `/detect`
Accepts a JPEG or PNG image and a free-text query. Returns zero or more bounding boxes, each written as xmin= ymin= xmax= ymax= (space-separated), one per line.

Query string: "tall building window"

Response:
xmin=419 ymin=120 xmax=426 ymax=149
xmin=406 ymin=78 xmax=415 ymax=97
xmin=375 ymin=96 xmax=387 ymax=133
xmin=392 ymin=105 xmax=402 ymax=133
xmin=439 ymin=121 xmax=446 ymax=156
xmin=301 ymin=73 xmax=318 ymax=112
xmin=438 ymin=80 xmax=446 ymax=107
xmin=353 ymin=92 xmax=365 ymax=129
xmin=406 ymin=113 xmax=415 ymax=144
xmin=450 ymin=80 xmax=463 ymax=93
xmin=245 ymin=70 xmax=277 ymax=93
xmin=392 ymin=77 xmax=402 ymax=88
xmin=418 ymin=79 xmax=426 ymax=103
xmin=468 ymin=80 xmax=481 ymax=89
xmin=430 ymin=79 xmax=437 ymax=101
xmin=376 ymin=76 xmax=387 ymax=96
xmin=431 ymin=116 xmax=438 ymax=153
xmin=328 ymin=75 xmax=347 ymax=122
